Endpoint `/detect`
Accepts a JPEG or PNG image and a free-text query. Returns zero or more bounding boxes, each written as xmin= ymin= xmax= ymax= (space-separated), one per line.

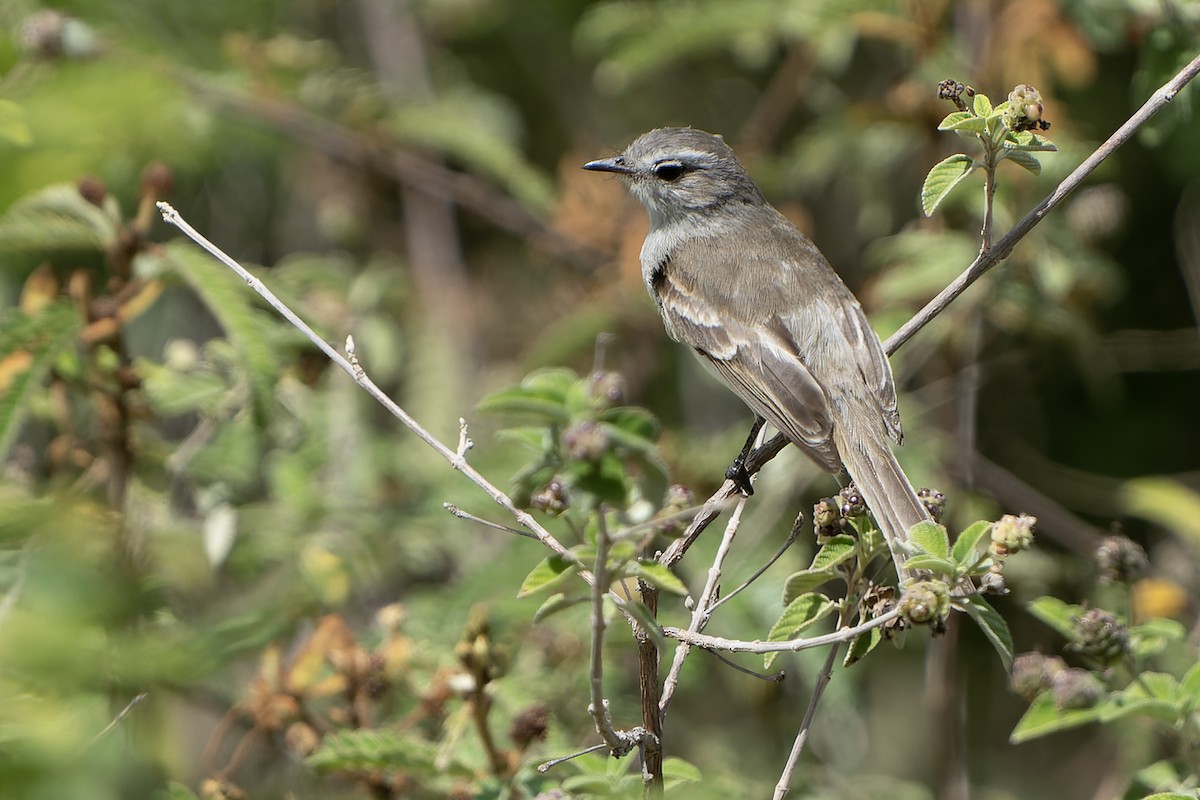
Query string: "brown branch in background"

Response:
xmin=738 ymin=42 xmax=812 ymax=153
xmin=177 ymin=77 xmax=602 ymax=270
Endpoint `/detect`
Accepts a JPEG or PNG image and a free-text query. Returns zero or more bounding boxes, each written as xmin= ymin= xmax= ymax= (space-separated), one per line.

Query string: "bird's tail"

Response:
xmin=832 ymin=423 xmax=929 ymax=582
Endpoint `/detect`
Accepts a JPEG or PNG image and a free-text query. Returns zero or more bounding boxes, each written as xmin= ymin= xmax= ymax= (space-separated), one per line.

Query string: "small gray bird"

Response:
xmin=584 ymin=127 xmax=928 ymax=578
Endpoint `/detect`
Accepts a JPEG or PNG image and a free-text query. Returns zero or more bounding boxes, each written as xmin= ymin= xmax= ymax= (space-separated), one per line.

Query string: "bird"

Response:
xmin=583 ymin=127 xmax=929 ymax=579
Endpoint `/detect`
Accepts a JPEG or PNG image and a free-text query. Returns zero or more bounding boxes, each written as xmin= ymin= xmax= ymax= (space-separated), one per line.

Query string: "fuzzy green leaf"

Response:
xmin=1099 ymin=673 xmax=1181 ymax=725
xmin=629 ymin=560 xmax=687 ymax=595
xmin=810 ymin=534 xmax=857 ymax=571
xmin=0 ymin=184 xmax=118 ymax=252
xmin=663 ymin=757 xmax=702 ymax=790
xmin=960 ymin=596 xmax=1013 ymax=671
xmin=517 ymin=554 xmax=577 ymax=598
xmin=533 ymin=592 xmax=587 ymax=622
xmin=901 ymin=553 xmax=958 ymax=576
xmin=764 ymin=593 xmax=835 ymax=670
xmin=908 ymin=521 xmax=950 ymax=558
xmin=154 ymin=242 xmax=280 ymax=424
xmin=1008 ymin=131 xmax=1058 ymax=151
xmin=1010 ymin=692 xmax=1107 ymax=743
xmin=937 ymin=111 xmax=985 ymax=134
xmin=0 ymin=303 xmax=82 ymax=459
xmin=1002 ymin=148 xmax=1043 ymax=175
xmin=921 ymin=154 xmax=977 ymax=217
xmin=973 ymin=92 xmax=993 ymax=117
xmin=1129 ymin=617 xmax=1187 ymax=660
xmin=781 ymin=569 xmax=836 ymax=605
xmin=1027 ymin=596 xmax=1084 ymax=639
xmin=951 ymin=520 xmax=993 ymax=566
xmin=843 ymin=626 xmax=882 ymax=667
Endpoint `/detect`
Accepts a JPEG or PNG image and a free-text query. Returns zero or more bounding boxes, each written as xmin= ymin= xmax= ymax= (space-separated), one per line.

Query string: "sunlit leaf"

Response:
xmin=921 ymin=154 xmax=977 ymax=217
xmin=908 ymin=521 xmax=950 ymax=558
xmin=951 ymin=520 xmax=993 ymax=566
xmin=960 ymin=596 xmax=1013 ymax=670
xmin=781 ymin=569 xmax=836 ymax=605
xmin=517 ymin=554 xmax=577 ymax=598
xmin=1027 ymin=596 xmax=1084 ymax=639
xmin=1010 ymin=692 xmax=1107 ymax=743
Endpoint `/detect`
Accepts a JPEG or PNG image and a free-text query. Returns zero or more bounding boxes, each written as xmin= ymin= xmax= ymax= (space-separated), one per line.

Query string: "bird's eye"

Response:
xmin=652 ymin=161 xmax=686 ymax=181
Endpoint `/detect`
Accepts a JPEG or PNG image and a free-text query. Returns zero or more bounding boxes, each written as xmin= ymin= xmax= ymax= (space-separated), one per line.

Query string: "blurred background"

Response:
xmin=1 ymin=1 xmax=1199 ymax=798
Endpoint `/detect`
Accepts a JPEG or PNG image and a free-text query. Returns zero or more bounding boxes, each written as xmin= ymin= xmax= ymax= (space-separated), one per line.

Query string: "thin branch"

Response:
xmin=442 ymin=503 xmax=536 ymax=539
xmin=537 ymin=742 xmax=609 ymax=773
xmin=82 ymin=692 xmax=149 ymax=752
xmin=156 ymin=203 xmax=578 ymax=568
xmin=885 ymin=52 xmax=1200 ymax=355
xmin=772 ymin=636 xmax=843 ymax=800
xmin=587 ymin=524 xmax=633 ymax=755
xmin=710 ymin=514 xmax=802 ymax=612
xmin=659 ymin=487 xmax=753 ymax=719
xmin=663 ymin=607 xmax=900 ymax=654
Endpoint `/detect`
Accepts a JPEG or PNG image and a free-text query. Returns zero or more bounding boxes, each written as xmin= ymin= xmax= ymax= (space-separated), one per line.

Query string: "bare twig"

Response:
xmin=156 ymin=203 xmax=577 ymax=566
xmin=442 ymin=503 xmax=536 ymax=539
xmin=663 ymin=607 xmax=900 ymax=654
xmin=885 ymin=52 xmax=1200 ymax=355
xmin=83 ymin=692 xmax=148 ymax=752
xmin=587 ymin=524 xmax=640 ymax=757
xmin=772 ymin=633 xmax=843 ymax=800
xmin=710 ymin=514 xmax=802 ymax=612
xmin=537 ymin=742 xmax=609 ymax=773
xmin=659 ymin=488 xmax=754 ymax=718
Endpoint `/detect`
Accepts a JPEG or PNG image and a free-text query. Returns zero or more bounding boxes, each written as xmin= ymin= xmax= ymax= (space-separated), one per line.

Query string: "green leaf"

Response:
xmin=1180 ymin=661 xmax=1200 ymax=707
xmin=517 ymin=554 xmax=577 ymax=598
xmin=907 ymin=521 xmax=950 ymax=558
xmin=973 ymin=92 xmax=993 ymax=117
xmin=843 ymin=626 xmax=882 ymax=667
xmin=1100 ymin=673 xmax=1181 ymax=725
xmin=623 ymin=599 xmax=666 ymax=651
xmin=1027 ymin=596 xmax=1084 ymax=639
xmin=0 ymin=184 xmax=118 ymax=252
xmin=901 ymin=553 xmax=958 ymax=576
xmin=663 ymin=757 xmax=702 ymax=790
xmin=810 ymin=534 xmax=857 ymax=571
xmin=600 ymin=407 xmax=659 ymax=442
xmin=764 ymin=593 xmax=835 ymax=670
xmin=308 ymin=729 xmax=472 ymax=777
xmin=137 ymin=360 xmax=230 ymax=417
xmin=156 ymin=242 xmax=280 ymax=424
xmin=1001 ymin=148 xmax=1042 ymax=175
xmin=1120 ymin=477 xmax=1200 ymax=546
xmin=1130 ymin=618 xmax=1187 ymax=660
xmin=921 ymin=154 xmax=977 ymax=217
xmin=477 ymin=387 xmax=571 ymax=421
xmin=1140 ymin=794 xmax=1195 ymax=800
xmin=0 ymin=99 xmax=32 ymax=146
xmin=1010 ymin=692 xmax=1107 ymax=743
xmin=781 ymin=569 xmax=836 ymax=605
xmin=0 ymin=303 xmax=83 ymax=459
xmin=951 ymin=520 xmax=993 ymax=566
xmin=1008 ymin=131 xmax=1058 ymax=151
xmin=533 ymin=592 xmax=588 ymax=622
xmin=629 ymin=560 xmax=687 ymax=595
xmin=959 ymin=596 xmax=1014 ymax=671
xmin=937 ymin=111 xmax=986 ymax=134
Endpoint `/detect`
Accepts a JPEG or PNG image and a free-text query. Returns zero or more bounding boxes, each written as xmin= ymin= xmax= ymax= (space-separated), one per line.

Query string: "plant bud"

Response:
xmin=1009 ymin=652 xmax=1065 ymax=699
xmin=589 ymin=370 xmax=626 ymax=408
xmin=990 ymin=513 xmax=1036 ymax=557
xmin=1069 ymin=608 xmax=1129 ymax=663
xmin=1095 ymin=534 xmax=1149 ymax=584
xmin=813 ymin=496 xmax=843 ymax=539
xmin=838 ymin=483 xmax=865 ymax=518
xmin=562 ymin=421 xmax=609 ymax=462
xmin=531 ymin=476 xmax=569 ymax=515
xmin=917 ymin=487 xmax=946 ymax=523
xmin=1050 ymin=668 xmax=1104 ymax=710
xmin=77 ymin=175 xmax=108 ymax=207
xmin=898 ymin=580 xmax=950 ymax=626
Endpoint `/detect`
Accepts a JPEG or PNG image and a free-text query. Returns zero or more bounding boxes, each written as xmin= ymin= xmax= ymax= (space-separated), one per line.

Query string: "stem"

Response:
xmin=771 ymin=607 xmax=851 ymax=800
xmin=885 ymin=52 xmax=1200 ymax=356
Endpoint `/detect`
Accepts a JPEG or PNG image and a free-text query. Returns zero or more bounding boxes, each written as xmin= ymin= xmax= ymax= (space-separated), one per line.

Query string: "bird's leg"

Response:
xmin=725 ymin=416 xmax=766 ymax=496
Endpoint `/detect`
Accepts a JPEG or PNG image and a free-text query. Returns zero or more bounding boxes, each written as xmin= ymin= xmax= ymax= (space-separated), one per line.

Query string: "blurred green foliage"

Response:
xmin=1 ymin=0 xmax=1199 ymax=798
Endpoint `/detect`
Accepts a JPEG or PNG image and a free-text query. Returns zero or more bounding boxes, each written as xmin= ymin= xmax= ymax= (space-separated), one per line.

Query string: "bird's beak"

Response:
xmin=582 ymin=156 xmax=632 ymax=174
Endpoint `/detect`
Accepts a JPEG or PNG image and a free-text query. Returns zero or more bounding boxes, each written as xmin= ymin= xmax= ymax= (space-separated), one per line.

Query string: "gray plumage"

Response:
xmin=584 ymin=127 xmax=928 ymax=578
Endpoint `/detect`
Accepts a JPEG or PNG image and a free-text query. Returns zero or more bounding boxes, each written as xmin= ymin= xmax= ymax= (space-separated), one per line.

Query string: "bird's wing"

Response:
xmin=656 ymin=265 xmax=841 ymax=471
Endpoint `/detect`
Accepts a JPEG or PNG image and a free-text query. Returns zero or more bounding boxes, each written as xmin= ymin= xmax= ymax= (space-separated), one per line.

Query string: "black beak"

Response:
xmin=583 ymin=156 xmax=632 ymax=174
